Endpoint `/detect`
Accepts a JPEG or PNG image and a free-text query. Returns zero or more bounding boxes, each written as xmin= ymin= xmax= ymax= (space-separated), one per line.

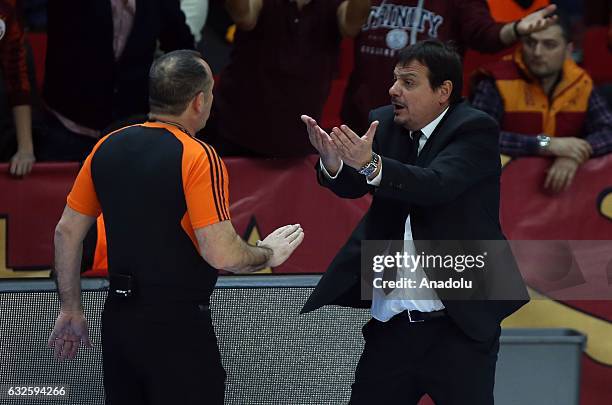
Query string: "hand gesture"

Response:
xmin=329 ymin=121 xmax=379 ymax=170
xmin=260 ymin=224 xmax=304 ymax=268
xmin=517 ymin=4 xmax=558 ymax=36
xmin=547 ymin=137 xmax=592 ymax=163
xmin=48 ymin=310 xmax=92 ymax=360
xmin=301 ymin=115 xmax=341 ymax=174
xmin=544 ymin=156 xmax=580 ymax=193
xmin=9 ymin=149 xmax=35 ymax=177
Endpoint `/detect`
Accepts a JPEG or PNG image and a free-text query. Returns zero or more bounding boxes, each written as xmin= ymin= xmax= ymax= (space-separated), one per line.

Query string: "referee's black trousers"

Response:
xmin=102 ymin=297 xmax=226 ymax=405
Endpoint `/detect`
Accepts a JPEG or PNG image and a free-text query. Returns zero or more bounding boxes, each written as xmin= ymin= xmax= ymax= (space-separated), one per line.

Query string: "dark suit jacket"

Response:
xmin=43 ymin=0 xmax=194 ymax=131
xmin=301 ymin=101 xmax=529 ymax=342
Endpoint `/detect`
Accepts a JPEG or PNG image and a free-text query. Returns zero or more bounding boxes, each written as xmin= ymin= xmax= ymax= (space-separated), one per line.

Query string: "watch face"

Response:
xmin=537 ymin=136 xmax=550 ymax=148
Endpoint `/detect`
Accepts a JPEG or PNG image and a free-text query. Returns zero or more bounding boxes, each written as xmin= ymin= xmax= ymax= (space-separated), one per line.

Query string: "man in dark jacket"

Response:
xmin=302 ymin=40 xmax=528 ymax=404
xmin=39 ymin=0 xmax=194 ymax=162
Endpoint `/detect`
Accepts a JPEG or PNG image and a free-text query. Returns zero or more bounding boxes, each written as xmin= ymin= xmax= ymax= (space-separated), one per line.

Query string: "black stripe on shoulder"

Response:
xmin=207 ymin=145 xmax=230 ymax=220
xmin=191 ymin=138 xmax=226 ymax=221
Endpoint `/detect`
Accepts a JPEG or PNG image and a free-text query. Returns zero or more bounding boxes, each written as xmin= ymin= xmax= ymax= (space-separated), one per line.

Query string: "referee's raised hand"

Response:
xmin=259 ymin=224 xmax=305 ymax=268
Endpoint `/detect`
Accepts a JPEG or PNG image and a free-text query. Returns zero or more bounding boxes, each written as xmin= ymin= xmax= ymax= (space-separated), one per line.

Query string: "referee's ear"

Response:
xmin=194 ymin=91 xmax=212 ymax=114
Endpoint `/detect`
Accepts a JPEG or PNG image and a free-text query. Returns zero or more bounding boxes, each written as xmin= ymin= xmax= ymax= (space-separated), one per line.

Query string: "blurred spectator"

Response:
xmin=181 ymin=0 xmax=208 ymax=43
xmin=341 ymin=0 xmax=558 ymax=135
xmin=198 ymin=0 xmax=234 ymax=73
xmin=471 ymin=14 xmax=612 ymax=193
xmin=0 ymin=0 xmax=35 ymax=176
xmin=206 ymin=0 xmax=371 ymax=157
xmin=38 ymin=0 xmax=194 ymax=162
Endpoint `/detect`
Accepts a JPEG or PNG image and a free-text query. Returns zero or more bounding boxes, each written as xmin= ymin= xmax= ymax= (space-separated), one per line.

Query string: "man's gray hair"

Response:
xmin=149 ymin=50 xmax=211 ymax=116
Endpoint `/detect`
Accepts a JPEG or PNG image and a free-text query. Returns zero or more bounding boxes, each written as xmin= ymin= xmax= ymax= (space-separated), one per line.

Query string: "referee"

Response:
xmin=48 ymin=50 xmax=304 ymax=405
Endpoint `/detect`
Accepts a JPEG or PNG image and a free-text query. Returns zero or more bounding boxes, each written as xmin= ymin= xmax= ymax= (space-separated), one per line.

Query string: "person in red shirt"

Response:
xmin=207 ymin=0 xmax=371 ymax=157
xmin=342 ymin=0 xmax=559 ymax=135
xmin=0 ymin=0 xmax=34 ymax=176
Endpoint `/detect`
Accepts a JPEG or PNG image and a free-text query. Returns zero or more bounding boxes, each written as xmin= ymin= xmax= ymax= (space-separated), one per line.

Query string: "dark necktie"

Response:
xmin=407 ymin=130 xmax=424 ymax=164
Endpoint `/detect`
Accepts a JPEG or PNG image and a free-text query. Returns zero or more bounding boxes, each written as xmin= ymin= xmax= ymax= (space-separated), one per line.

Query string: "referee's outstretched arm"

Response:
xmin=195 ymin=221 xmax=304 ymax=273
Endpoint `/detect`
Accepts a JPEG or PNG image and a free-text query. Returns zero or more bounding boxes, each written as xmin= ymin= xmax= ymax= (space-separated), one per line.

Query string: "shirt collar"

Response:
xmin=411 ymin=106 xmax=449 ymax=140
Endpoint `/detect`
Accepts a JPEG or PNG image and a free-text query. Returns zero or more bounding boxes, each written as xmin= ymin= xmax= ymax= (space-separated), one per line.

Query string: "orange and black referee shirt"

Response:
xmin=67 ymin=121 xmax=230 ymax=302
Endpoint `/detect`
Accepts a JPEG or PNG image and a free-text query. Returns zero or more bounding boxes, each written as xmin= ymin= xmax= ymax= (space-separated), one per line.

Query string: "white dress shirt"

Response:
xmin=321 ymin=107 xmax=449 ymax=321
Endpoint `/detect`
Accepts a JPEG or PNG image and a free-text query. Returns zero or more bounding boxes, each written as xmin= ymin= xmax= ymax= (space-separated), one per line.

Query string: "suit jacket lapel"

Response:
xmin=415 ymin=103 xmax=461 ymax=166
xmin=379 ymin=122 xmax=412 ymax=162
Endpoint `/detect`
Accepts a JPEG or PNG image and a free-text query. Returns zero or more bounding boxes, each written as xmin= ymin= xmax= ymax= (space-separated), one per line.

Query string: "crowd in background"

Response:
xmin=1 ymin=0 xmax=611 ymax=178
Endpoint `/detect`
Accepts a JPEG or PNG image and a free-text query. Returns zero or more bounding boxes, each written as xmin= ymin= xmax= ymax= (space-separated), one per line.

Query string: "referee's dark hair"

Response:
xmin=149 ymin=50 xmax=212 ymax=116
xmin=397 ymin=40 xmax=463 ymax=104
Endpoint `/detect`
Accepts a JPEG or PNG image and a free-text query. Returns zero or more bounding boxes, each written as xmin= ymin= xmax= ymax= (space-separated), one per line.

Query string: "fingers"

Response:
xmin=48 ymin=329 xmax=59 ymax=348
xmin=318 ymin=127 xmax=338 ymax=156
xmin=289 ymin=230 xmax=305 ymax=248
xmin=67 ymin=339 xmax=80 ymax=359
xmin=562 ymin=168 xmax=576 ymax=191
xmin=577 ymin=141 xmax=592 ymax=162
xmin=279 ymin=224 xmax=300 ymax=238
xmin=330 ymin=127 xmax=353 ymax=152
xmin=300 ymin=114 xmax=316 ymax=126
xmin=9 ymin=160 xmax=17 ymax=176
xmin=545 ymin=165 xmax=568 ymax=193
xmin=303 ymin=114 xmax=338 ymax=159
xmin=285 ymin=226 xmax=304 ymax=243
xmin=338 ymin=125 xmax=360 ymax=143
xmin=62 ymin=340 xmax=75 ymax=360
xmin=363 ymin=121 xmax=379 ymax=143
xmin=53 ymin=337 xmax=65 ymax=360
xmin=543 ymin=168 xmax=554 ymax=190
xmin=569 ymin=140 xmax=589 ymax=163
xmin=14 ymin=160 xmax=33 ymax=176
xmin=270 ymin=224 xmax=293 ymax=237
xmin=551 ymin=169 xmax=565 ymax=193
xmin=540 ymin=3 xmax=557 ymax=17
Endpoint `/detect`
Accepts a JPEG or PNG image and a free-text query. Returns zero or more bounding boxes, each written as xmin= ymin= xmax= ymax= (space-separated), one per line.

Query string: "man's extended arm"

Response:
xmin=48 ymin=206 xmax=96 ymax=360
xmin=498 ymin=4 xmax=558 ymax=46
xmin=458 ymin=2 xmax=558 ymax=52
xmin=53 ymin=207 xmax=96 ymax=311
xmin=370 ymin=117 xmax=502 ymax=206
xmin=10 ymin=105 xmax=35 ymax=176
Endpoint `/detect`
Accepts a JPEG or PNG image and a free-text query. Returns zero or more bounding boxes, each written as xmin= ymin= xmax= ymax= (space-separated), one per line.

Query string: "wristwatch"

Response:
xmin=358 ymin=153 xmax=380 ymax=177
xmin=536 ymin=135 xmax=551 ymax=153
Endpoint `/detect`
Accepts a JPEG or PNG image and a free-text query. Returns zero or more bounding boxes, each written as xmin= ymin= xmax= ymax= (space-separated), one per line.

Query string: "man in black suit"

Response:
xmin=38 ymin=0 xmax=194 ymax=162
xmin=301 ymin=40 xmax=529 ymax=404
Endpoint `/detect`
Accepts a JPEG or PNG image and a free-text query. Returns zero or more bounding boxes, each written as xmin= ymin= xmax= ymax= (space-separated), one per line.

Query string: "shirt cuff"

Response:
xmin=366 ymin=160 xmax=382 ymax=186
xmin=527 ymin=136 xmax=541 ymax=155
xmin=319 ymin=159 xmax=343 ymax=179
